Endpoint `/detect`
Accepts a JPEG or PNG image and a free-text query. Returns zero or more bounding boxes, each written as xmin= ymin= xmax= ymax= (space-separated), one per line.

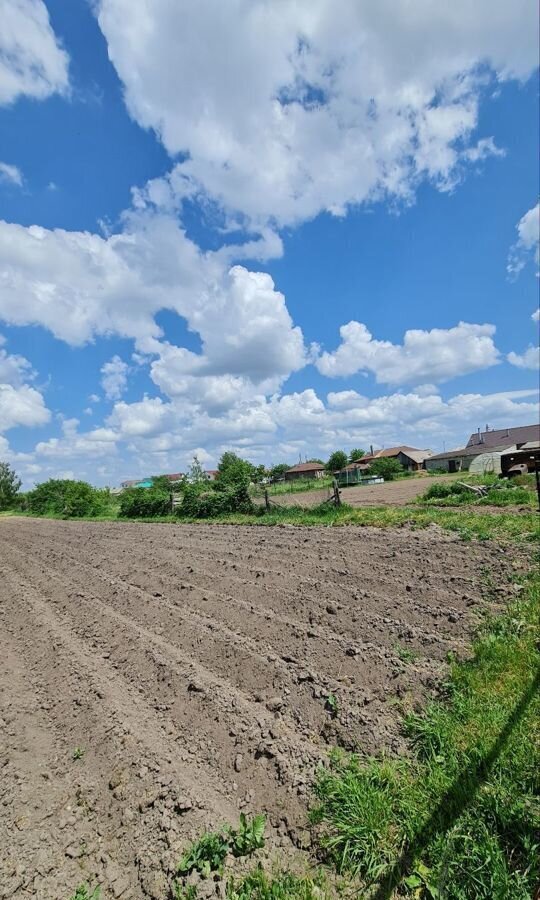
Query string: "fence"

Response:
xmin=261 ymin=479 xmax=341 ymax=510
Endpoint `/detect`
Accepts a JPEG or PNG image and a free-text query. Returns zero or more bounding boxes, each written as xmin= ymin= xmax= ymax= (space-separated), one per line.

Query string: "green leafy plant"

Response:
xmin=72 ymin=747 xmax=85 ymax=760
xmin=177 ymin=829 xmax=230 ymax=878
xmin=325 ymin=693 xmax=339 ymax=717
xmin=395 ymin=644 xmax=419 ymax=664
xmin=229 ymin=814 xmax=266 ymax=857
xmin=69 ymin=885 xmax=100 ymax=900
xmin=177 ymin=815 xmax=266 ymax=880
xmin=173 ymin=884 xmax=198 ymax=900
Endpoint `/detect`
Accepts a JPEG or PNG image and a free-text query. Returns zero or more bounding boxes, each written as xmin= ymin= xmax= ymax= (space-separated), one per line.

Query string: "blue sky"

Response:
xmin=0 ymin=0 xmax=538 ymax=486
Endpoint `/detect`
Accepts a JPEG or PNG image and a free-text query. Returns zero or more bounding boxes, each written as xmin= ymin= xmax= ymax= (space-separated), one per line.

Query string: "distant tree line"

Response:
xmin=0 ymin=443 xmax=406 ymax=521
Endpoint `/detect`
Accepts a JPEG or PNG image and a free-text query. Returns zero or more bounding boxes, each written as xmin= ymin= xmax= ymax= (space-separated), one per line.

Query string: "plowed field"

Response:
xmin=0 ymin=519 xmax=522 ymax=899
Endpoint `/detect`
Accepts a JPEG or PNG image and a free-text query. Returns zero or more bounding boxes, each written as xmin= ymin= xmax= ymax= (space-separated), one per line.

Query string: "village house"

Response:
xmin=358 ymin=446 xmax=433 ymax=472
xmin=284 ymin=461 xmax=326 ymax=481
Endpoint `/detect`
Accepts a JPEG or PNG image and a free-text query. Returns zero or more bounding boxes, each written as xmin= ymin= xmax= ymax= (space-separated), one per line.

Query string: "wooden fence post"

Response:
xmin=333 ymin=478 xmax=341 ymax=506
xmin=264 ymin=489 xmax=270 ymax=511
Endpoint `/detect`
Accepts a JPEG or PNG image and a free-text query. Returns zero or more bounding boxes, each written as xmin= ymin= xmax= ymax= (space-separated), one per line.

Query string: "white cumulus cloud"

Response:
xmin=95 ymin=0 xmax=536 ymax=230
xmin=507 ymin=347 xmax=539 ymax=370
xmin=507 ymin=202 xmax=540 ymax=277
xmin=0 ymin=333 xmax=50 ymax=432
xmin=0 ymin=383 xmax=50 ymax=431
xmin=0 ymin=213 xmax=309 ymax=399
xmin=0 ymin=0 xmax=69 ymax=105
xmin=101 ymin=354 xmax=129 ymax=400
xmin=316 ymin=321 xmax=499 ymax=385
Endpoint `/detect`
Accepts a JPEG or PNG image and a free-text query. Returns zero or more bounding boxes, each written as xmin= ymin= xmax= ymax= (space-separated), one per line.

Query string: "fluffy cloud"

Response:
xmin=0 ymin=162 xmax=23 ymax=186
xmin=0 ymin=215 xmax=308 ymax=397
xmin=34 ymin=417 xmax=117 ymax=459
xmin=316 ymin=321 xmax=499 ymax=385
xmin=96 ymin=0 xmax=535 ymax=228
xmin=101 ymin=355 xmax=129 ymax=400
xmin=507 ymin=347 xmax=539 ymax=370
xmin=0 ymin=0 xmax=69 ymax=105
xmin=0 ymin=334 xmax=50 ymax=432
xmin=0 ymin=334 xmax=33 ymax=386
xmin=0 ymin=383 xmax=50 ymax=431
xmin=507 ymin=309 xmax=540 ymax=370
xmin=507 ymin=202 xmax=540 ymax=277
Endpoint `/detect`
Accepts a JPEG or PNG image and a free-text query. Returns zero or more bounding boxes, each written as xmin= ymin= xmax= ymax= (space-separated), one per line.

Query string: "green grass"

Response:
xmin=175 ymin=503 xmax=539 ymax=544
xmin=310 ymin=571 xmax=540 ymax=898
xmin=418 ymin=475 xmax=537 ymax=509
xmin=225 ymin=866 xmax=330 ymax=899
xmin=10 ymin=501 xmax=538 ymax=543
xmin=251 ymin=476 xmax=333 ymax=497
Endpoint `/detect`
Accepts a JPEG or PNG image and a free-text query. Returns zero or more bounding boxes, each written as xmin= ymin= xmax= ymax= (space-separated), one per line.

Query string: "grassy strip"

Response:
xmin=176 ymin=504 xmax=540 ymax=543
xmin=6 ymin=503 xmax=539 ymax=543
xmin=310 ymin=571 xmax=540 ymax=899
xmin=251 ymin=476 xmax=333 ymax=497
xmin=224 ymin=866 xmax=331 ymax=899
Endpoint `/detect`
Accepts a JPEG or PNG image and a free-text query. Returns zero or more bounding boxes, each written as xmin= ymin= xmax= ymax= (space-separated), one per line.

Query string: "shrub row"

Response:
xmin=117 ymin=482 xmax=254 ymax=519
xmin=25 ymin=479 xmax=110 ymax=517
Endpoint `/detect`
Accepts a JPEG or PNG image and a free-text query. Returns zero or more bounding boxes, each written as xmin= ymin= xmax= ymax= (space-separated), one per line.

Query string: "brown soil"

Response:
xmin=0 ymin=518 xmax=525 ymax=899
xmin=267 ymin=474 xmax=454 ymax=508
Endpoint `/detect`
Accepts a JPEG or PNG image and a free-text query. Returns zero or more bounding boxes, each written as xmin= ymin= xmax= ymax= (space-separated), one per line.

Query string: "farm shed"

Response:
xmin=427 ymin=424 xmax=540 ymax=473
xmin=465 ymin=423 xmax=540 ymax=449
xmin=285 ymin=462 xmax=326 ymax=481
xmin=362 ymin=446 xmax=433 ymax=471
xmin=425 ymin=445 xmax=499 ymax=473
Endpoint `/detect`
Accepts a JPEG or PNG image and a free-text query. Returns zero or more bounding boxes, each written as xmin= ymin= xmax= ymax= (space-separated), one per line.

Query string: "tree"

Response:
xmin=252 ymin=464 xmax=267 ymax=484
xmin=26 ymin=479 xmax=108 ymax=517
xmin=326 ymin=451 xmax=348 ymax=473
xmin=0 ymin=462 xmax=21 ymax=509
xmin=269 ymin=463 xmax=290 ymax=481
xmin=368 ymin=458 xmax=403 ymax=481
xmin=150 ymin=475 xmax=174 ymax=492
xmin=349 ymin=448 xmax=365 ymax=462
xmin=216 ymin=452 xmax=254 ymax=487
xmin=187 ymin=456 xmax=208 ymax=484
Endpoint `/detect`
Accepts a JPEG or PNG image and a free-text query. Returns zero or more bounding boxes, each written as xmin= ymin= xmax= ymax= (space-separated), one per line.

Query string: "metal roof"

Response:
xmin=286 ymin=462 xmax=326 ymax=473
xmin=428 ymin=443 xmax=514 ymax=461
xmin=466 ymin=424 xmax=540 ymax=449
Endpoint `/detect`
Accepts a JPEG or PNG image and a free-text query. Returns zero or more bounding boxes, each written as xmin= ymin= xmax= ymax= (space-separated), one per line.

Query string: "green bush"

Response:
xmin=423 ymin=482 xmax=468 ymax=500
xmin=118 ymin=487 xmax=172 ymax=518
xmin=26 ymin=479 xmax=109 ymax=517
xmin=178 ymin=483 xmax=253 ymax=518
xmin=367 ymin=458 xmax=404 ymax=480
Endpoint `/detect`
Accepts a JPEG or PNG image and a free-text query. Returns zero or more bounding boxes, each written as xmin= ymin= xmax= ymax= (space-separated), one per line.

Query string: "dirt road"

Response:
xmin=0 ymin=518 xmax=523 ymax=899
xmin=266 ymin=474 xmax=454 ymax=508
